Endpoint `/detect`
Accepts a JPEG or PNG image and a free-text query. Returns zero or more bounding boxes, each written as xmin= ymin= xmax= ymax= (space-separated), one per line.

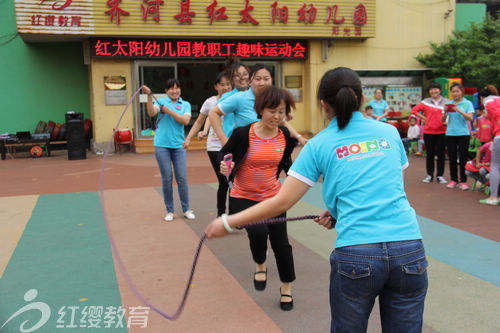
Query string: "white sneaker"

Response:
xmin=183 ymin=210 xmax=196 ymax=220
xmin=437 ymin=176 xmax=448 ymax=184
xmin=422 ymin=175 xmax=432 ymax=183
xmin=164 ymin=213 xmax=174 ymax=222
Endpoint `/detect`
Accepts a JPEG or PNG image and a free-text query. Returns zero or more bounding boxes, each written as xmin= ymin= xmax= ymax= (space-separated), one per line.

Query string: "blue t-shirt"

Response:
xmin=218 ymin=88 xmax=238 ymax=137
xmin=288 ymin=112 xmax=421 ymax=248
xmin=446 ymin=99 xmax=474 ymax=136
xmin=369 ymin=99 xmax=389 ymax=122
xmin=218 ymin=88 xmax=258 ymax=130
xmin=153 ymin=96 xmax=191 ymax=148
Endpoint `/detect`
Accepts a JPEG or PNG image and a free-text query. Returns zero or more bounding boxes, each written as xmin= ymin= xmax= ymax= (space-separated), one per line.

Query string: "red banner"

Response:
xmin=90 ymin=38 xmax=307 ymax=60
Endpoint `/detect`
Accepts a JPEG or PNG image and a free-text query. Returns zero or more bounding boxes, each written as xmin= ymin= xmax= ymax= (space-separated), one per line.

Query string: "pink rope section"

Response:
xmin=99 ymin=86 xmax=320 ymax=320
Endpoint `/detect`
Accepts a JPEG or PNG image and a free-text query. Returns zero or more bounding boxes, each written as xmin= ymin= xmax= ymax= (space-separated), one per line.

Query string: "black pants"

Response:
xmin=446 ymin=135 xmax=470 ymax=183
xmin=229 ymin=196 xmax=296 ymax=283
xmin=207 ymin=151 xmax=229 ymax=216
xmin=423 ymin=133 xmax=446 ymax=179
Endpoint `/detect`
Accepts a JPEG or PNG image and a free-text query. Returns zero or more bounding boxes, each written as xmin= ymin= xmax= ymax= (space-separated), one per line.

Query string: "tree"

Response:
xmin=416 ymin=14 xmax=500 ymax=89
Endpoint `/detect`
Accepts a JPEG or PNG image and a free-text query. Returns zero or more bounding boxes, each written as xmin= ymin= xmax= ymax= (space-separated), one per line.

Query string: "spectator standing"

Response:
xmin=411 ymin=82 xmax=449 ymax=184
xmin=369 ymin=88 xmax=390 ymax=122
xmin=142 ymin=80 xmax=196 ymax=221
xmin=442 ymin=83 xmax=474 ymax=190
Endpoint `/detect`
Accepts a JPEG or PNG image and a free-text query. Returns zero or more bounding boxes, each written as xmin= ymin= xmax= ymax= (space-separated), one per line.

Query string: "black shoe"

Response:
xmin=280 ymin=288 xmax=293 ymax=311
xmin=253 ymin=270 xmax=267 ymax=291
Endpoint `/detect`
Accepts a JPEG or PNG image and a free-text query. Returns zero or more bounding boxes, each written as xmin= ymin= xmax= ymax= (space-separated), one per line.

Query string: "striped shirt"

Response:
xmin=230 ymin=123 xmax=285 ymax=201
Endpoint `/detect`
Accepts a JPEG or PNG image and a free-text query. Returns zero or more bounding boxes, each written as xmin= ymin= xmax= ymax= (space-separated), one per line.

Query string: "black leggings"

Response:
xmin=207 ymin=151 xmax=230 ymax=216
xmin=423 ymin=133 xmax=446 ymax=179
xmin=446 ymin=135 xmax=470 ymax=183
xmin=229 ymin=196 xmax=296 ymax=283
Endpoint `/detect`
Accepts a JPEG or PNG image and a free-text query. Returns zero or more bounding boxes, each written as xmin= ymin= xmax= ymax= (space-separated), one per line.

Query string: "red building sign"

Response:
xmin=90 ymin=38 xmax=308 ymax=59
xmin=15 ymin=0 xmax=375 ymax=39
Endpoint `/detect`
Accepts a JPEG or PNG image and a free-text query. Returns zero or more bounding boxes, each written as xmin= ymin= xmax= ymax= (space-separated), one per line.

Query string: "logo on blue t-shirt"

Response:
xmin=336 ymin=138 xmax=391 ymax=160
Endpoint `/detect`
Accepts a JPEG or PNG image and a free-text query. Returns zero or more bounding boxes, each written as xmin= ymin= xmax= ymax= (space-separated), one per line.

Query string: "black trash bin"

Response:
xmin=65 ymin=112 xmax=86 ymax=160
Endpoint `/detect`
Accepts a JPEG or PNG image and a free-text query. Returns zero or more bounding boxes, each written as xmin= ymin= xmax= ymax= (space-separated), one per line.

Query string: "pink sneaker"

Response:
xmin=446 ymin=180 xmax=458 ymax=189
xmin=458 ymin=182 xmax=469 ymax=191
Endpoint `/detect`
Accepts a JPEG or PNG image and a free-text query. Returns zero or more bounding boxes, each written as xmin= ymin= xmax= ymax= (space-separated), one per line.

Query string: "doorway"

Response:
xmin=133 ymin=60 xmax=280 ymax=138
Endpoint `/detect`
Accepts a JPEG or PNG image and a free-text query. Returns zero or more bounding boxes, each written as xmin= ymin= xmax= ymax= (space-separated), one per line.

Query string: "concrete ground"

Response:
xmin=0 ymin=149 xmax=499 ymax=333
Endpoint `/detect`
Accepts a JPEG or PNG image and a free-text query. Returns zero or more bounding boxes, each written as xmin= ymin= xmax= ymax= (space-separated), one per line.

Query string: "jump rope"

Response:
xmin=99 ymin=85 xmax=322 ymax=320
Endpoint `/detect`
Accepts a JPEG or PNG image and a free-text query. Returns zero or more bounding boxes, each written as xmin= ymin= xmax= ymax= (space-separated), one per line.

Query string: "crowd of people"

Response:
xmin=362 ymin=83 xmax=499 ymax=205
xmin=140 ymin=61 xmax=498 ymax=331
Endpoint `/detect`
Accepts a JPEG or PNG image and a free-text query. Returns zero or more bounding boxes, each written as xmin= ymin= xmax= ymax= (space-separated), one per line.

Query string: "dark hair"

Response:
xmin=477 ymin=104 xmax=485 ymax=111
xmin=225 ymin=56 xmax=250 ymax=83
xmin=165 ymin=78 xmax=180 ymax=90
xmin=215 ymin=71 xmax=230 ymax=85
xmin=374 ymin=88 xmax=384 ymax=95
xmin=365 ymin=105 xmax=373 ymax=110
xmin=450 ymin=82 xmax=464 ymax=92
xmin=479 ymin=84 xmax=498 ymax=97
xmin=250 ymin=63 xmax=273 ymax=81
xmin=429 ymin=82 xmax=442 ymax=91
xmin=317 ymin=67 xmax=362 ymax=130
xmin=254 ymin=86 xmax=295 ymax=119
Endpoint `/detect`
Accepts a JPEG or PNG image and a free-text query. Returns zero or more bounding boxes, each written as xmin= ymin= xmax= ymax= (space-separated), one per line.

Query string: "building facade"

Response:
xmin=6 ymin=0 xmax=457 ymax=152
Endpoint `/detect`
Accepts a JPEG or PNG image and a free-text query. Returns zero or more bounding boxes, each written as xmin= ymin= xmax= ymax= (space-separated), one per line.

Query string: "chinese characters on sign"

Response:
xmin=207 ymin=0 xmax=228 ymax=24
xmin=271 ymin=2 xmax=288 ymax=23
xmin=103 ymin=0 xmax=369 ymax=37
xmin=29 ymin=0 xmax=82 ymax=27
xmin=141 ymin=0 xmax=164 ymax=22
xmin=15 ymin=0 xmax=374 ymax=38
xmin=90 ymin=38 xmax=308 ymax=59
xmin=175 ymin=0 xmax=196 ymax=23
xmin=105 ymin=0 xmax=130 ymax=24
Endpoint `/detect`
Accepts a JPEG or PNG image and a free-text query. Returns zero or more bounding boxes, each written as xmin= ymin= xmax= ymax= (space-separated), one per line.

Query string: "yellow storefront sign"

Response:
xmin=16 ymin=0 xmax=375 ymax=39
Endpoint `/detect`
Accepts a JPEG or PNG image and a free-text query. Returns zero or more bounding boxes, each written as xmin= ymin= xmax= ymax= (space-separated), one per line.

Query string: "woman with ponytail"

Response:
xmin=205 ymin=67 xmax=428 ymax=333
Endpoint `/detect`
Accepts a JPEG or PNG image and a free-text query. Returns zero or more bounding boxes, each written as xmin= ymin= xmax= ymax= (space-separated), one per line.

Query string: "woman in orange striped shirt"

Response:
xmin=218 ymin=86 xmax=298 ymax=311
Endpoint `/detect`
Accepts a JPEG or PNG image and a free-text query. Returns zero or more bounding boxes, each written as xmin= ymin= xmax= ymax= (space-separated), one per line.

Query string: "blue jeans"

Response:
xmin=329 ymin=240 xmax=428 ymax=333
xmin=155 ymin=147 xmax=190 ymax=213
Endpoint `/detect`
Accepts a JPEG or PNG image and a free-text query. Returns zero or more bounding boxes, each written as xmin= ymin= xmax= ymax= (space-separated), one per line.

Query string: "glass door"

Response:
xmin=133 ymin=61 xmax=177 ymax=137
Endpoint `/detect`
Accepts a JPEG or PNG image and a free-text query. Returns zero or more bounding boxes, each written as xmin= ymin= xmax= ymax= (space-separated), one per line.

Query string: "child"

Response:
xmin=402 ymin=115 xmax=420 ymax=153
xmin=465 ymin=141 xmax=492 ymax=189
xmin=473 ymin=105 xmax=493 ymax=145
xmin=364 ymin=105 xmax=375 ymax=119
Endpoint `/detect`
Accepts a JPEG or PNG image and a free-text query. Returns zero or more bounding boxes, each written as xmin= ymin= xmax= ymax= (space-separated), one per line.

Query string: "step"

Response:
xmin=135 ymin=138 xmax=207 ymax=154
